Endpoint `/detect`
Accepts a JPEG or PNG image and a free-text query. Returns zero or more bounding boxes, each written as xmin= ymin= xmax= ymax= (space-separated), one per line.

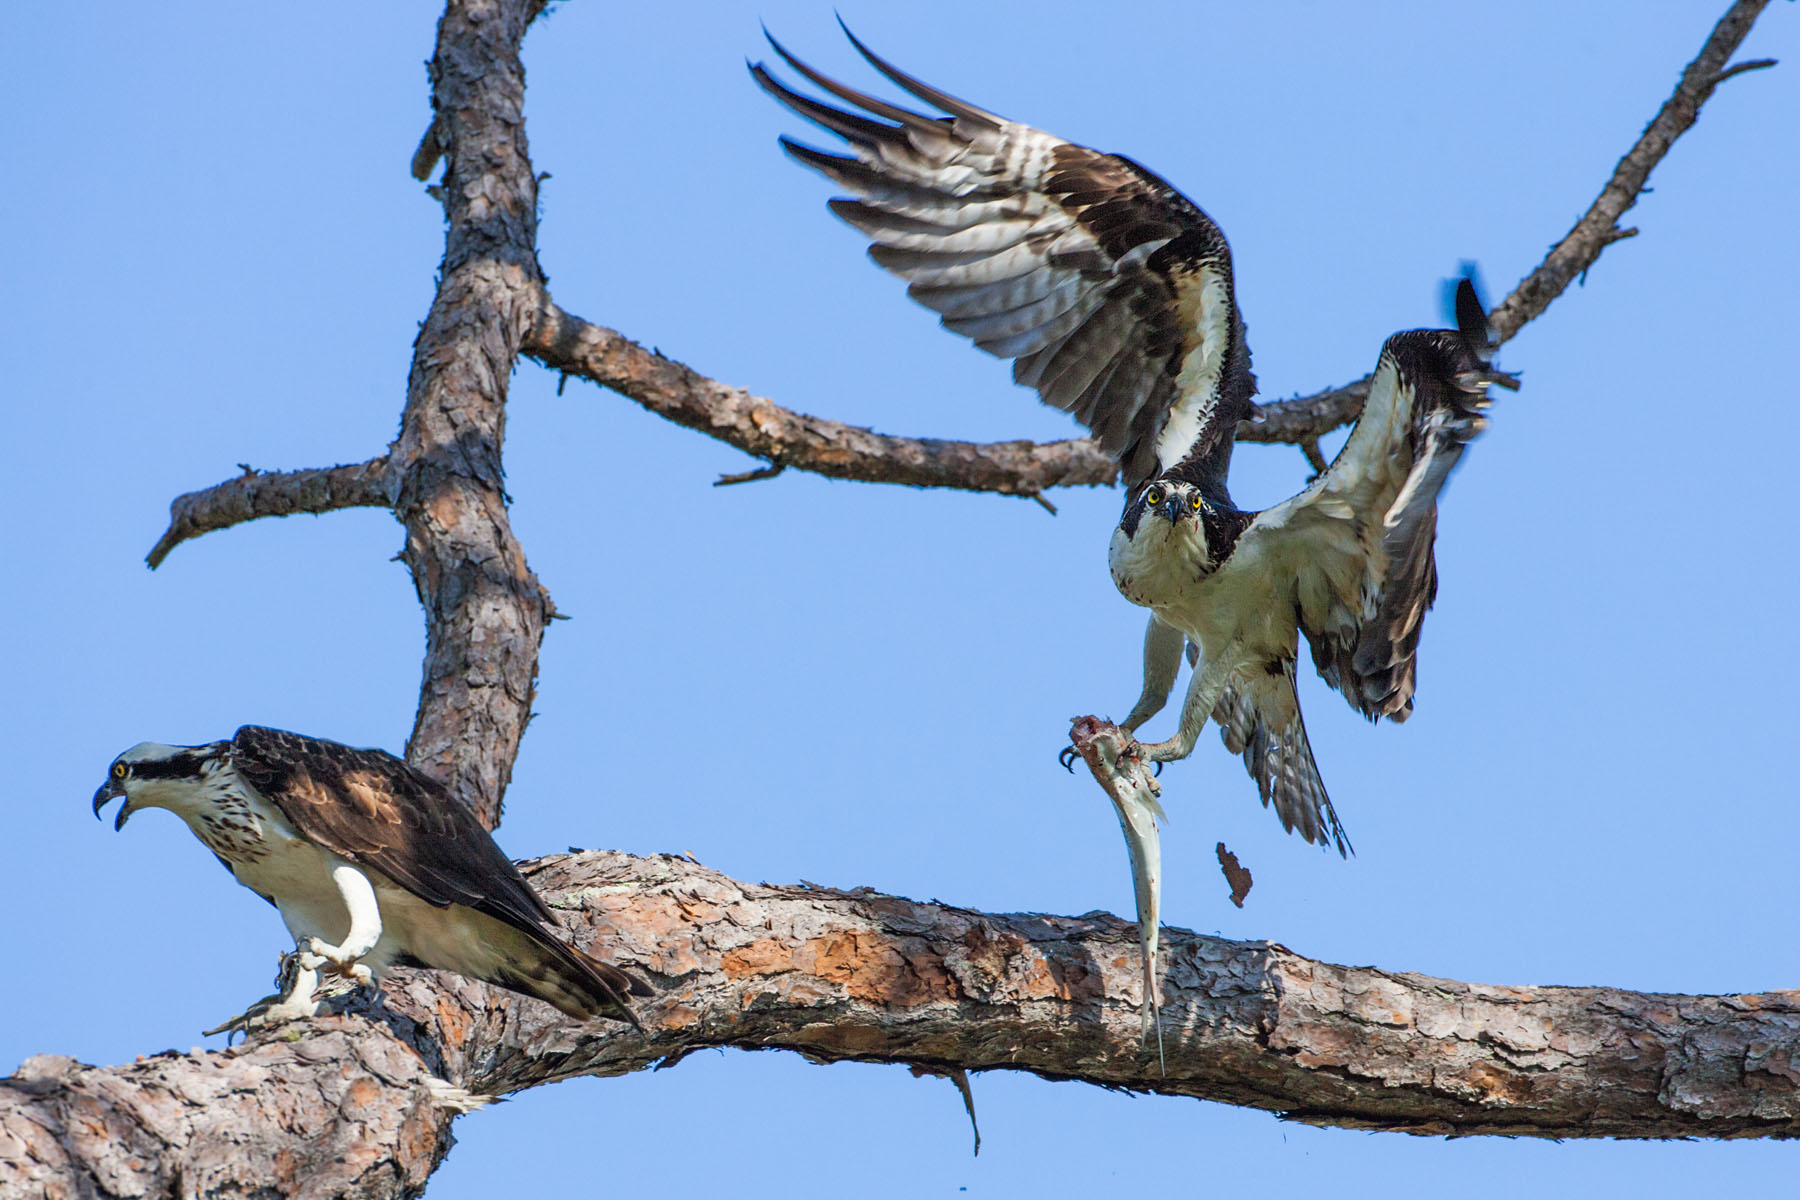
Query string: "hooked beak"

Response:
xmin=93 ymin=780 xmax=132 ymax=831
xmin=1160 ymin=495 xmax=1186 ymax=525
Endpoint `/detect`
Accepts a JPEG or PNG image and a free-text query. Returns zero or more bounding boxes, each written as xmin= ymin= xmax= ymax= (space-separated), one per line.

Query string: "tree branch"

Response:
xmin=530 ymin=1 xmax=1775 ymax=491
xmin=388 ymin=0 xmax=552 ymax=829
xmin=1486 ymin=0 xmax=1774 ymax=342
xmin=0 ymin=1027 xmax=475 ymax=1200
xmin=523 ymin=297 xmax=1120 ymax=494
xmin=1145 ymin=0 xmax=1776 ymax=447
xmin=144 ymin=457 xmax=392 ymax=569
xmin=8 ymin=852 xmax=1796 ymax=1196
xmin=78 ymin=2 xmax=1784 ymax=1195
xmin=136 ymin=0 xmax=558 ymax=829
xmin=497 ymin=852 xmax=1800 ymax=1140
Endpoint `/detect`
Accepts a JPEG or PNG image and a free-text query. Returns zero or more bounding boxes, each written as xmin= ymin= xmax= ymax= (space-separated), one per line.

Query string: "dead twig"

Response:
xmin=146 ymin=457 xmax=392 ymax=569
xmin=714 ymin=462 xmax=786 ymax=487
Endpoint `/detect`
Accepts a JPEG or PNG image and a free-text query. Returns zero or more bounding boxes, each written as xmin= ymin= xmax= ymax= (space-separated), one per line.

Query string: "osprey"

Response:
xmin=754 ymin=32 xmax=1518 ymax=853
xmin=93 ymin=726 xmax=649 ymax=1032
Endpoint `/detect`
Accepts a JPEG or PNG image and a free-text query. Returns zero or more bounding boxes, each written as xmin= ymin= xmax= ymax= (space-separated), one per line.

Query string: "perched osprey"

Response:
xmin=754 ymin=31 xmax=1517 ymax=854
xmin=93 ymin=726 xmax=649 ymax=1031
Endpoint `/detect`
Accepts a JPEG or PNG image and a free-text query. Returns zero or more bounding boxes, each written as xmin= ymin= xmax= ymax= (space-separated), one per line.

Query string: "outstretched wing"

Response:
xmin=228 ymin=726 xmax=648 ymax=1023
xmin=1211 ymin=662 xmax=1350 ymax=856
xmin=1234 ymin=279 xmax=1517 ymax=721
xmin=752 ymin=28 xmax=1255 ymax=491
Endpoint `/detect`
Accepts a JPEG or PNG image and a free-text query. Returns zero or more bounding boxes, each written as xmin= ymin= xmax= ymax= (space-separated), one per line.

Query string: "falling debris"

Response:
xmin=1216 ymin=843 xmax=1253 ymax=907
xmin=1067 ymin=716 xmax=1166 ymax=1073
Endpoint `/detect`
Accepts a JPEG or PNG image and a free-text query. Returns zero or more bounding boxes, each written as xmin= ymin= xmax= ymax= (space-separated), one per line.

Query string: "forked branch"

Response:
xmin=534 ymin=0 xmax=1776 ymax=491
xmin=75 ymin=3 xmax=1785 ymax=1196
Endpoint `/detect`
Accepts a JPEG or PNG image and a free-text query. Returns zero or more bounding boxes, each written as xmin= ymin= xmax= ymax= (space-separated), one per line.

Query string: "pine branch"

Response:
xmin=7 ymin=851 xmax=1796 ymax=1198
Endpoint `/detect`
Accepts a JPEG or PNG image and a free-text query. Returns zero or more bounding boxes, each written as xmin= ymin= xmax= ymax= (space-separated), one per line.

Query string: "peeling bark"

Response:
xmin=6 ymin=852 xmax=1796 ymax=1198
xmin=0 ymin=1026 xmax=467 ymax=1200
xmin=52 ymin=0 xmax=1787 ymax=1196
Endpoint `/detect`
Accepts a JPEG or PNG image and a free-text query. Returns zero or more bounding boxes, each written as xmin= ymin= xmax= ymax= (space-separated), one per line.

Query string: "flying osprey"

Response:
xmin=93 ymin=726 xmax=650 ymax=1032
xmin=753 ymin=31 xmax=1517 ymax=854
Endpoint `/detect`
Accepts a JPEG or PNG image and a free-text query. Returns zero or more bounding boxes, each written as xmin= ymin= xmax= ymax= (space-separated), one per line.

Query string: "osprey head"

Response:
xmin=93 ymin=742 xmax=225 ymax=831
xmin=1133 ymin=480 xmax=1206 ymax=530
xmin=1110 ymin=478 xmax=1250 ymax=606
xmin=1118 ymin=479 xmax=1236 ymax=549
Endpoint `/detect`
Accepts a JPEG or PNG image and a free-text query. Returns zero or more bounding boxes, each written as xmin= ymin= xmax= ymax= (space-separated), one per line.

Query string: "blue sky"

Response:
xmin=3 ymin=1 xmax=1795 ymax=1195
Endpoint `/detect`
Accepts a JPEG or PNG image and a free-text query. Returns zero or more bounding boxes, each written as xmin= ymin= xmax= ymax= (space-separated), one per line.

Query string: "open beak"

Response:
xmin=93 ymin=780 xmax=131 ymax=830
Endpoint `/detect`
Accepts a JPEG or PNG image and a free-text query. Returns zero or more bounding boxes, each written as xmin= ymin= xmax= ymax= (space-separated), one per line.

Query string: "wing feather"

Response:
xmin=227 ymin=726 xmax=649 ymax=1023
xmin=753 ymin=32 xmax=1254 ymax=489
xmin=1211 ymin=663 xmax=1350 ymax=856
xmin=912 ymin=270 xmax=1072 ymax=320
xmin=1235 ymin=280 xmax=1516 ymax=722
xmin=941 ymin=280 xmax=1092 ymax=343
xmin=230 ymin=726 xmax=548 ymax=921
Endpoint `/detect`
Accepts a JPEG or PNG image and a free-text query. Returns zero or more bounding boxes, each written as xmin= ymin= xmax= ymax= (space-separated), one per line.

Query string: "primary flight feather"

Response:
xmin=755 ymin=30 xmax=1517 ymax=854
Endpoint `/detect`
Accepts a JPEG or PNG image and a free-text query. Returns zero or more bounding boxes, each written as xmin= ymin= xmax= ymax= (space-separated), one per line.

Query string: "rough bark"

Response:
xmin=6 ymin=852 xmax=1797 ymax=1198
xmin=140 ymin=0 xmax=1779 ymax=562
xmin=55 ymin=1 xmax=1784 ymax=1197
xmin=0 ymin=1029 xmax=472 ymax=1200
xmin=145 ymin=458 xmax=392 ymax=570
xmin=525 ymin=0 xmax=1776 ymax=492
xmin=385 ymin=0 xmax=552 ymax=831
xmin=524 ymin=297 xmax=1119 ymax=495
xmin=142 ymin=1 xmax=555 ymax=831
xmin=504 ymin=853 xmax=1800 ymax=1140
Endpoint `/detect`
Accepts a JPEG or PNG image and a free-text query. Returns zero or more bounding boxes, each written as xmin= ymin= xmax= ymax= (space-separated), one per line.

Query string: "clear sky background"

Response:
xmin=3 ymin=1 xmax=1795 ymax=1195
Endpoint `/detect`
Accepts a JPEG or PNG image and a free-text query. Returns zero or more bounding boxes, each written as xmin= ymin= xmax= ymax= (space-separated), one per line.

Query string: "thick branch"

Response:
xmin=0 ymin=1026 xmax=476 ymax=1200
xmin=78 ymin=3 xmax=1783 ymax=1194
xmin=145 ymin=457 xmax=392 ymax=569
xmin=480 ymin=853 xmax=1800 ymax=1138
xmin=390 ymin=0 xmax=552 ymax=829
xmin=533 ymin=1 xmax=1774 ymax=490
xmin=524 ymin=298 xmax=1119 ymax=495
xmin=8 ymin=852 xmax=1796 ymax=1197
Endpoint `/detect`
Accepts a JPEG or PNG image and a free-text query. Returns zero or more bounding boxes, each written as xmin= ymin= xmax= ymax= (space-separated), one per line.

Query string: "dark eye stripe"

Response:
xmin=128 ymin=752 xmax=210 ymax=780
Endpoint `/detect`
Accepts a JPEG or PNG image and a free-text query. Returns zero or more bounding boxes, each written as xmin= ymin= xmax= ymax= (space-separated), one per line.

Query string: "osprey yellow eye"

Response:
xmin=1191 ymin=494 xmax=1204 ymax=510
xmin=1145 ymin=487 xmax=1164 ymax=506
xmin=112 ymin=762 xmax=127 ymax=778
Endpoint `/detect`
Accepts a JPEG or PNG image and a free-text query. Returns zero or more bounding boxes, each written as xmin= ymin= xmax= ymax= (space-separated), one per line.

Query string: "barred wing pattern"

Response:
xmin=1245 ymin=282 xmax=1515 ymax=724
xmin=1189 ymin=281 xmax=1512 ymax=854
xmin=753 ymin=30 xmax=1255 ymax=491
xmin=1211 ymin=665 xmax=1349 ymax=856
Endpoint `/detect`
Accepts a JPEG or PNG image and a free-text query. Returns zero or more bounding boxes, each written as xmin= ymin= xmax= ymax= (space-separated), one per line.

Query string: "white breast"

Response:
xmin=1109 ymin=518 xmax=1212 ymax=610
xmin=215 ymin=799 xmax=357 ymax=948
xmin=1154 ymin=536 xmax=1303 ymax=667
